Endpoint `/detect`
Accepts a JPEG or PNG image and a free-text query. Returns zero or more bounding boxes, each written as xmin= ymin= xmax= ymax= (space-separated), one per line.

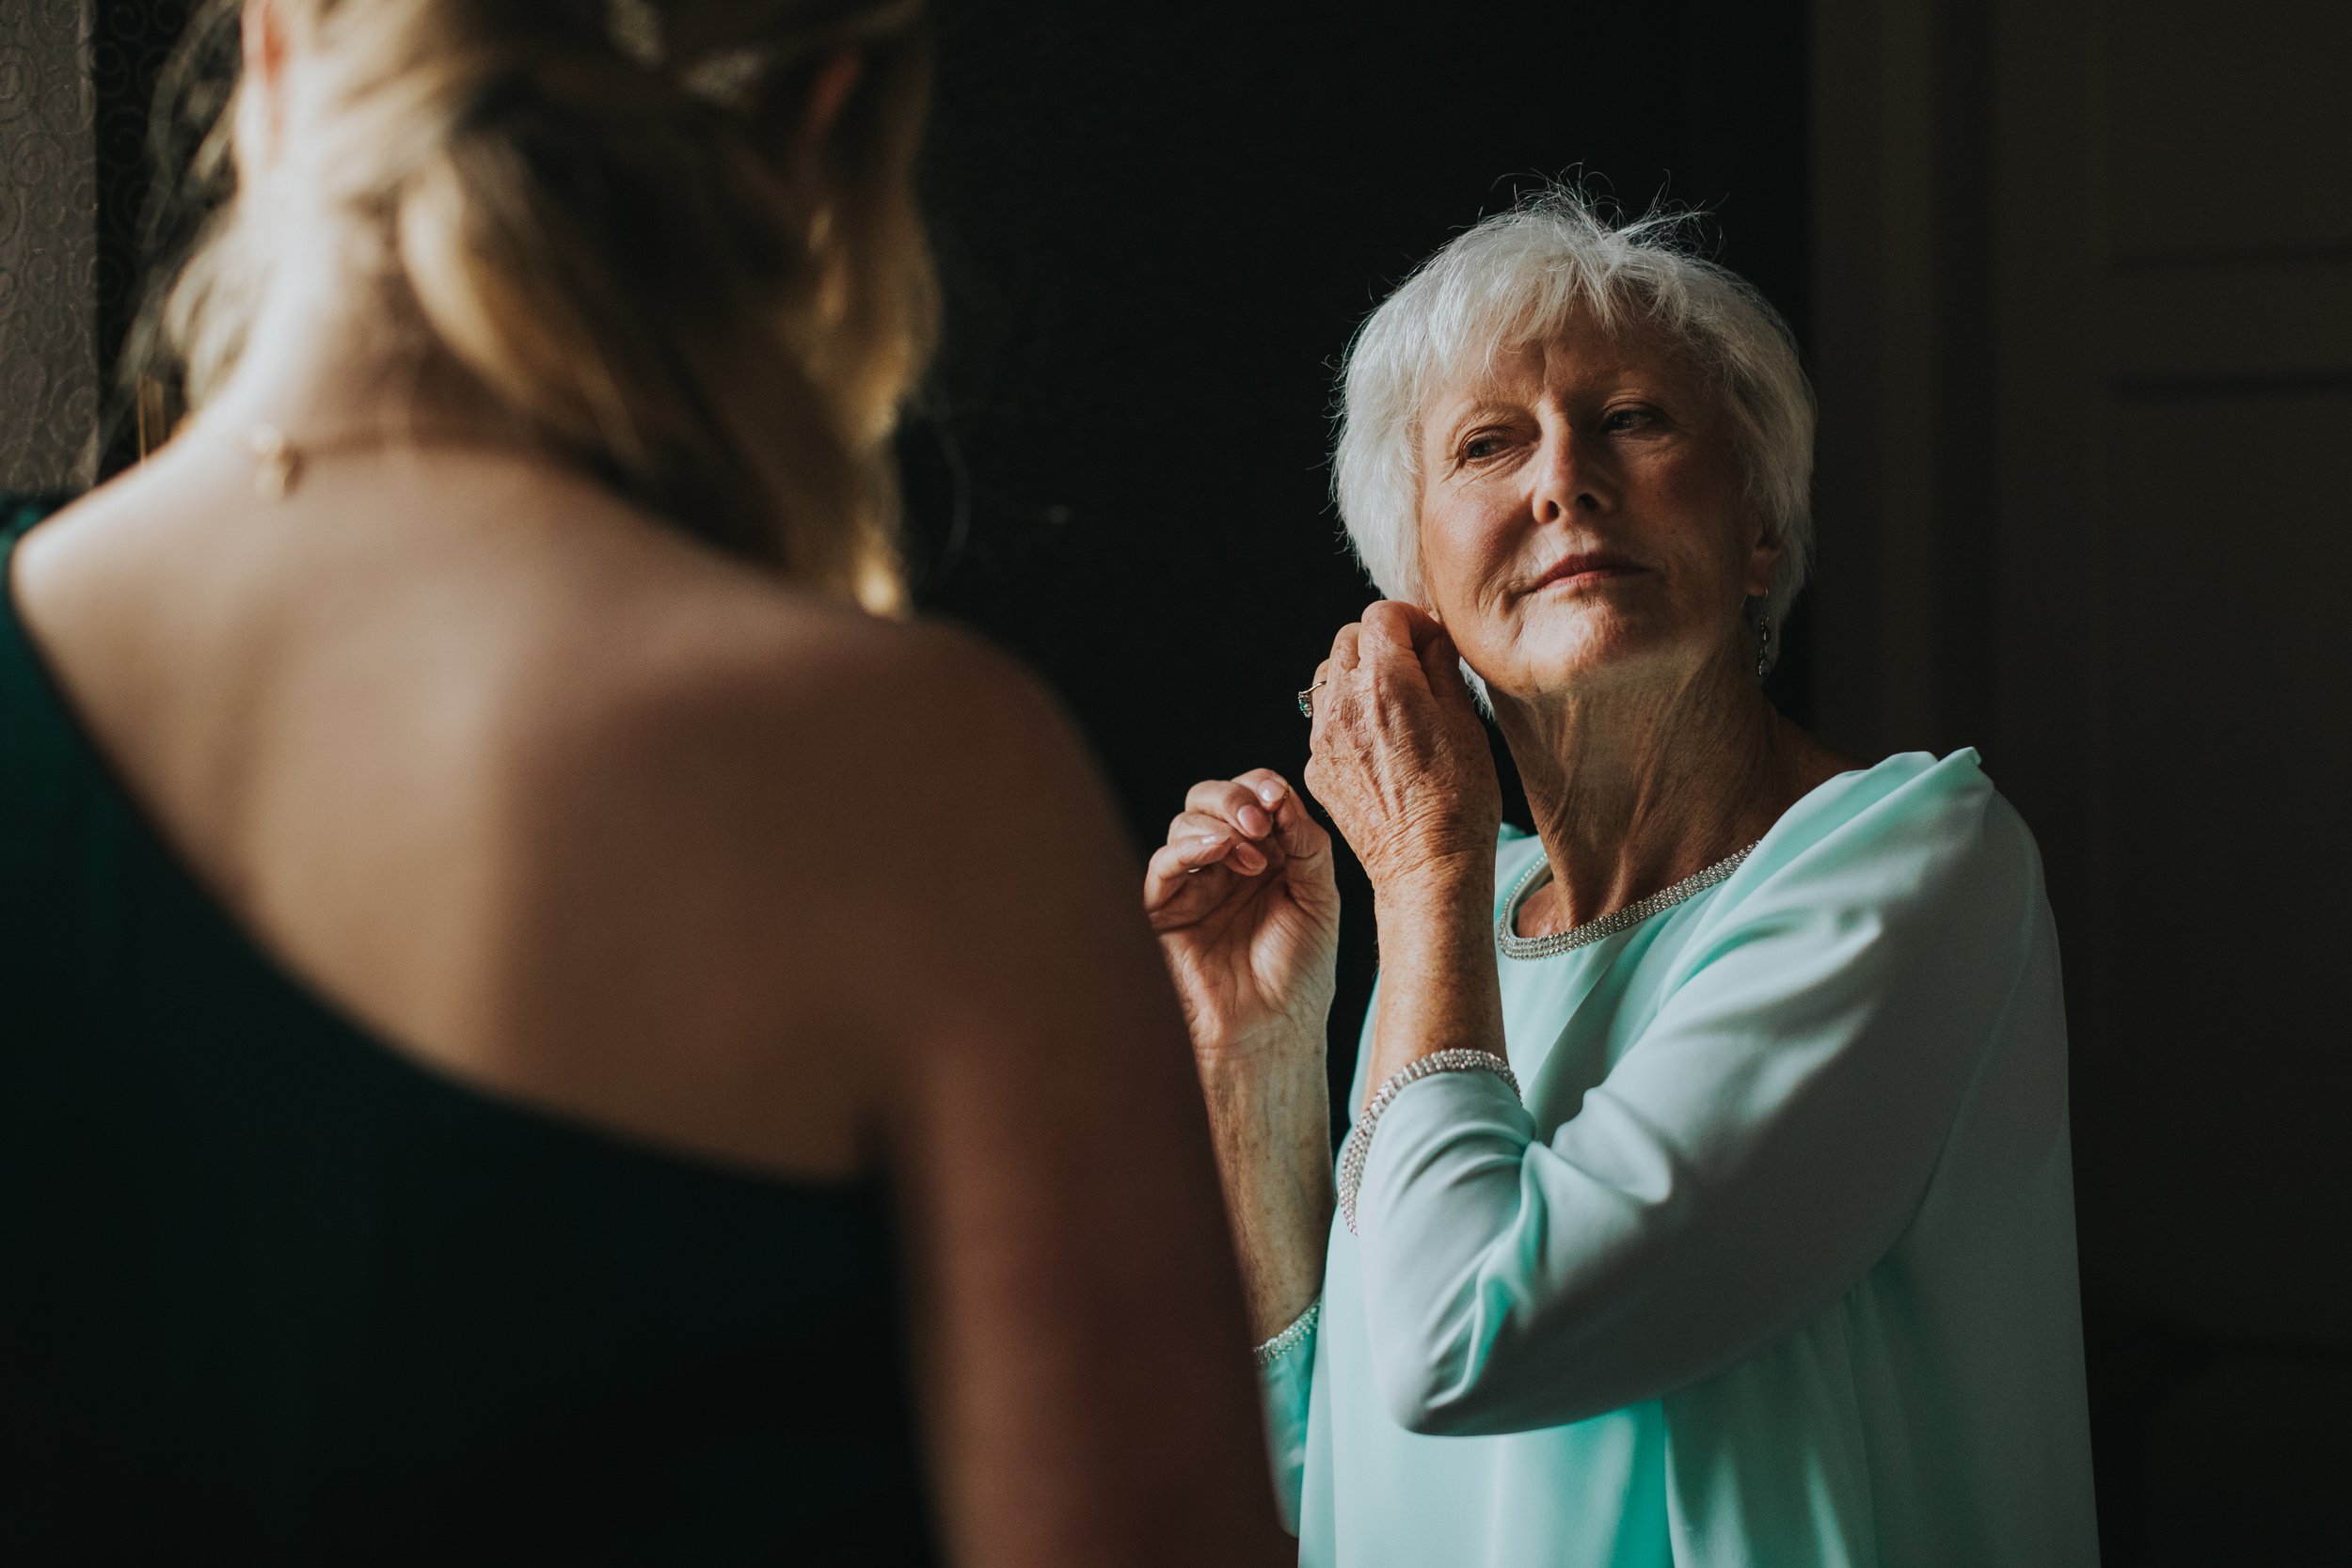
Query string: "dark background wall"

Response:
xmin=40 ymin=2 xmax=2352 ymax=1562
xmin=900 ymin=0 xmax=1810 ymax=1157
xmin=1812 ymin=2 xmax=2352 ymax=1562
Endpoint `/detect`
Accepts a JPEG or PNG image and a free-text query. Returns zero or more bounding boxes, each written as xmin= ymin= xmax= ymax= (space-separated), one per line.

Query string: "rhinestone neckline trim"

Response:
xmin=1495 ymin=840 xmax=1757 ymax=959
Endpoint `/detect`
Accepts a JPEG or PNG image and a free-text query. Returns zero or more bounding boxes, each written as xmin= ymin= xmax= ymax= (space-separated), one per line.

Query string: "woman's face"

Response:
xmin=1412 ymin=315 xmax=1777 ymax=705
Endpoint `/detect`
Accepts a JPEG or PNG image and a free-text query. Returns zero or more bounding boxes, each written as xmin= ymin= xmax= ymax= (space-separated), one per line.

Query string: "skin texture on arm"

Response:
xmin=1141 ymin=604 xmax=1508 ymax=1346
xmin=1145 ymin=769 xmax=1338 ymax=1341
xmin=1302 ymin=602 xmax=1507 ymax=1105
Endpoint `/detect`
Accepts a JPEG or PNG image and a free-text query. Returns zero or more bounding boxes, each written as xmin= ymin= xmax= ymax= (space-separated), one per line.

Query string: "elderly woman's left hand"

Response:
xmin=1304 ymin=602 xmax=1502 ymax=899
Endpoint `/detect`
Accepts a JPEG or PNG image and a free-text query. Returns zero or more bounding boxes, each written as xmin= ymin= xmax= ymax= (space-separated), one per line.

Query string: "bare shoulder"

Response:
xmin=501 ymin=560 xmax=1140 ymax=1066
xmin=13 ymin=458 xmax=1155 ymax=1176
xmin=535 ymin=576 xmax=1111 ymax=895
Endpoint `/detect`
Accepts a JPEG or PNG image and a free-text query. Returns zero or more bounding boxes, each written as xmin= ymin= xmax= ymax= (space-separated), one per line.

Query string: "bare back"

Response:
xmin=11 ymin=438 xmax=1286 ymax=1563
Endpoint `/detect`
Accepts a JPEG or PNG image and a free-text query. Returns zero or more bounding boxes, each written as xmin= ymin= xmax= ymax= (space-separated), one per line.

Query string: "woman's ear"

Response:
xmin=1743 ymin=516 xmax=1784 ymax=601
xmin=235 ymin=0 xmax=294 ymax=175
xmin=803 ymin=49 xmax=864 ymax=146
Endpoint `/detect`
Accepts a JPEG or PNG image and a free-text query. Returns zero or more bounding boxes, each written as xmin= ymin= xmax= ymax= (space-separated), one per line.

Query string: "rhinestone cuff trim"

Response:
xmin=1494 ymin=842 xmax=1757 ymax=960
xmin=1337 ymin=1050 xmax=1521 ymax=1234
xmin=1252 ymin=1296 xmax=1323 ymax=1370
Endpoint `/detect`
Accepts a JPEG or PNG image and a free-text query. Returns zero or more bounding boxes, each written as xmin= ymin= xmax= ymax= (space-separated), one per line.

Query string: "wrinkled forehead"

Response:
xmin=1415 ymin=299 xmax=1701 ymax=427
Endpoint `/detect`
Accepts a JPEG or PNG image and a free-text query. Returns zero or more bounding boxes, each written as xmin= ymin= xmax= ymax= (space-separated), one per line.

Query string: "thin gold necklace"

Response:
xmin=240 ymin=422 xmax=538 ymax=502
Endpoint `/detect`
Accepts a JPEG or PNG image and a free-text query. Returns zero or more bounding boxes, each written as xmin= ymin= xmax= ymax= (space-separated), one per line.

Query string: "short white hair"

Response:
xmin=1330 ymin=185 xmax=1816 ymax=672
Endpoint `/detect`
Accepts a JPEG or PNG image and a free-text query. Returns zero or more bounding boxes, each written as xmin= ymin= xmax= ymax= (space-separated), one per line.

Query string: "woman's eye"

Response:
xmin=1601 ymin=406 xmax=1657 ymax=434
xmin=1461 ymin=433 xmax=1507 ymax=461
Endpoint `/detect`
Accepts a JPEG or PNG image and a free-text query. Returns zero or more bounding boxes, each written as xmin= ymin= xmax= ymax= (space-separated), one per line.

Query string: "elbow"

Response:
xmin=1369 ymin=1316 xmax=1625 ymax=1437
xmin=1369 ymin=1324 xmax=1517 ymax=1437
xmin=1375 ymin=1354 xmax=1534 ymax=1437
xmin=1365 ymin=1276 xmax=1531 ymax=1435
xmin=1382 ymin=1377 xmax=1481 ymax=1438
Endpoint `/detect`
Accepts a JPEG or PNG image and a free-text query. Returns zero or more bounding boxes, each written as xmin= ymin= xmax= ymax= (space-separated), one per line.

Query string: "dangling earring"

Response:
xmin=1751 ymin=600 xmax=1771 ymax=679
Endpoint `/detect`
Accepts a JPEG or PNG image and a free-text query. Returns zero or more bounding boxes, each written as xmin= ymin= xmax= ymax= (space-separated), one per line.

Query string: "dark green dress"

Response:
xmin=0 ymin=499 xmax=939 ymax=1564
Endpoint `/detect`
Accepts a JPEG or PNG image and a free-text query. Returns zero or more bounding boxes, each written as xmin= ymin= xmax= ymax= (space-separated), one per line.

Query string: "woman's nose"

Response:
xmin=1530 ymin=430 xmax=1610 ymax=523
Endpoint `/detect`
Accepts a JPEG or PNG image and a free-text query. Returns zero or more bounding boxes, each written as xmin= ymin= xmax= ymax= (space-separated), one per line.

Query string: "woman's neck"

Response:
xmin=1495 ymin=655 xmax=1835 ymax=935
xmin=190 ymin=245 xmax=513 ymax=451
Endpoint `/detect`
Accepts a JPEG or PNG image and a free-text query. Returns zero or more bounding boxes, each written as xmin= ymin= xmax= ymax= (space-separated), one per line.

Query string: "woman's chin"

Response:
xmin=1498 ymin=636 xmax=1698 ymax=703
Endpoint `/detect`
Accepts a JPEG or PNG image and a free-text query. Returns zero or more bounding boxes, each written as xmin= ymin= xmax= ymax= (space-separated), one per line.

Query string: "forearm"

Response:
xmin=1365 ymin=863 xmax=1505 ymax=1098
xmin=1198 ymin=1053 xmax=1333 ymax=1341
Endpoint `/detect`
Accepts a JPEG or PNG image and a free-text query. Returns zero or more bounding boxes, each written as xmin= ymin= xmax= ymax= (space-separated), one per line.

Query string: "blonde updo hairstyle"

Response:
xmin=149 ymin=0 xmax=936 ymax=611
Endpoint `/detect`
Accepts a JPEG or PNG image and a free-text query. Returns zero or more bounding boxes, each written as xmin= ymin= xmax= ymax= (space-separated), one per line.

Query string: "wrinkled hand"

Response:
xmin=1302 ymin=602 xmax=1502 ymax=898
xmin=1144 ymin=769 xmax=1340 ymax=1069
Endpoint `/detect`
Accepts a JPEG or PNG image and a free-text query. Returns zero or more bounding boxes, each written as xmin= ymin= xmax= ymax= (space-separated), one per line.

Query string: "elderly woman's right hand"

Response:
xmin=1144 ymin=769 xmax=1341 ymax=1069
xmin=1303 ymin=602 xmax=1502 ymax=898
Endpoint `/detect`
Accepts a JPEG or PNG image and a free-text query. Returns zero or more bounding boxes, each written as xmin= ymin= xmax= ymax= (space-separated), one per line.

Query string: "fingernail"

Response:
xmin=1255 ymin=780 xmax=1284 ymax=806
xmin=1237 ymin=803 xmax=1270 ymax=837
xmin=1232 ymin=845 xmax=1265 ymax=873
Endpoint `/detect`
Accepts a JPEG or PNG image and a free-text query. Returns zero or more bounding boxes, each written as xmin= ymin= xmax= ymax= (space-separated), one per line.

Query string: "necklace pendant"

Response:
xmin=248 ymin=426 xmax=301 ymax=502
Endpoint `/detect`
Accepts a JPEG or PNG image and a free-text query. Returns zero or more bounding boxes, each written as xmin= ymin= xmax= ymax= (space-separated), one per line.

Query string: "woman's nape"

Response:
xmin=6 ymin=1 xmax=1286 ymax=1561
xmin=167 ymin=0 xmax=937 ymax=606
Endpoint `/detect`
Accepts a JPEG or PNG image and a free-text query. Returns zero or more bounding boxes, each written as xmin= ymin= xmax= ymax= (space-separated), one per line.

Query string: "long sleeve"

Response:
xmin=1255 ymin=1305 xmax=1318 ymax=1533
xmin=1352 ymin=769 xmax=2045 ymax=1436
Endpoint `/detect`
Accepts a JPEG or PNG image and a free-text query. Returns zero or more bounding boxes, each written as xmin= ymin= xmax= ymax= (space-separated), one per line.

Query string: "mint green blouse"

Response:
xmin=1260 ymin=751 xmax=2099 ymax=1567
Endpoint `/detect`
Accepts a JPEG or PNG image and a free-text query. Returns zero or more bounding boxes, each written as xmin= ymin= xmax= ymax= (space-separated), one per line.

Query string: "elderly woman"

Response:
xmin=1146 ymin=190 xmax=2098 ymax=1567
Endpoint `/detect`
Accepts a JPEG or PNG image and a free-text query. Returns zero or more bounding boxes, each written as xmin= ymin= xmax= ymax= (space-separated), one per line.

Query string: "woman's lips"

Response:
xmin=1531 ymin=553 xmax=1644 ymax=592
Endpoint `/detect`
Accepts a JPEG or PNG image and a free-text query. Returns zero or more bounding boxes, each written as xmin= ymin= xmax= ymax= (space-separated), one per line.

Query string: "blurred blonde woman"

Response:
xmin=0 ymin=2 xmax=1283 ymax=1562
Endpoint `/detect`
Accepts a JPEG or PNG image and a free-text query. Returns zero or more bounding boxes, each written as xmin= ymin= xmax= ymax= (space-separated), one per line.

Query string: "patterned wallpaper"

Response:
xmin=0 ymin=0 xmax=98 ymax=494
